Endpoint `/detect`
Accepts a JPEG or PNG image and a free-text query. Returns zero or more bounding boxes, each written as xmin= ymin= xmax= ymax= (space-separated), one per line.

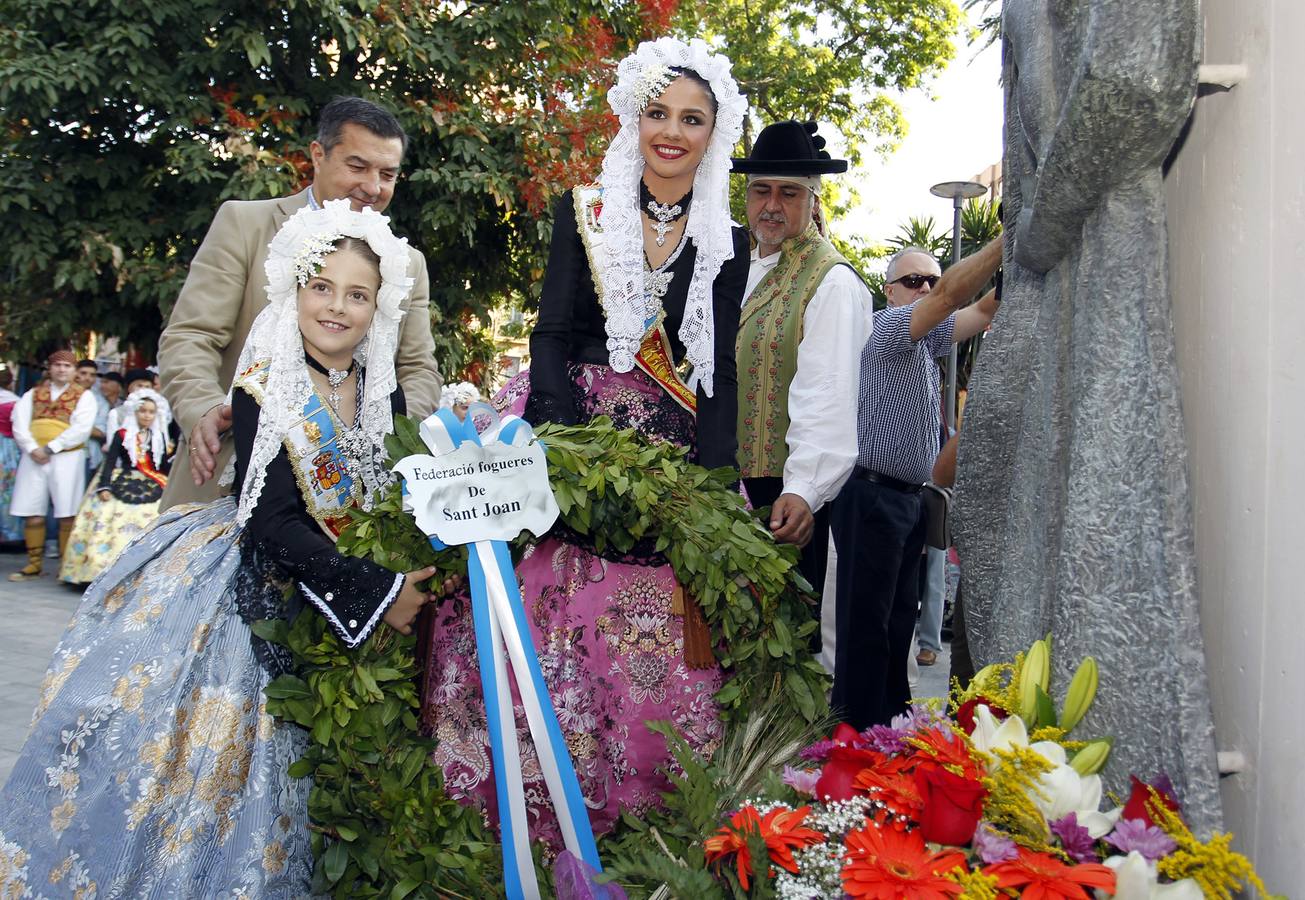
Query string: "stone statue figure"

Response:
xmin=953 ymin=0 xmax=1222 ymax=834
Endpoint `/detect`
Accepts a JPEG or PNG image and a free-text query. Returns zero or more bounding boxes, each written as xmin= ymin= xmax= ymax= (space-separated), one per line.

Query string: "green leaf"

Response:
xmin=1035 ymin=685 xmax=1059 ymax=729
xmin=264 ymin=677 xmax=312 ymax=700
xmin=389 ymin=879 xmax=421 ymax=900
xmin=323 ymin=840 xmax=348 ymax=884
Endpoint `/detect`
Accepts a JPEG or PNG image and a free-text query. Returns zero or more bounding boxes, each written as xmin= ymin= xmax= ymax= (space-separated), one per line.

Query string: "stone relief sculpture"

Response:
xmin=953 ymin=0 xmax=1222 ymax=834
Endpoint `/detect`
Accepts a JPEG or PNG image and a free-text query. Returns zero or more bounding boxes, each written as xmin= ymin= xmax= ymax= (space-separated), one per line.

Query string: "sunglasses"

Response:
xmin=889 ymin=273 xmax=941 ymax=290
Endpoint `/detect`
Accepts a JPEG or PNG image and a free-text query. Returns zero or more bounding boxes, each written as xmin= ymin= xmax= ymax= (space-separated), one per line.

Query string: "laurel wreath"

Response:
xmin=259 ymin=414 xmax=829 ymax=896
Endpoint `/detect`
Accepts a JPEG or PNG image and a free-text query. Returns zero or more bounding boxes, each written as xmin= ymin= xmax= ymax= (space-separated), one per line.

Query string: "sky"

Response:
xmin=834 ymin=23 xmax=1003 ymax=264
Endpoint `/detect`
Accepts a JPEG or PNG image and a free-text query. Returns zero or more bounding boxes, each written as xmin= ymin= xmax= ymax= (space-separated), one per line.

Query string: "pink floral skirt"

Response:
xmin=420 ymin=364 xmax=724 ymax=850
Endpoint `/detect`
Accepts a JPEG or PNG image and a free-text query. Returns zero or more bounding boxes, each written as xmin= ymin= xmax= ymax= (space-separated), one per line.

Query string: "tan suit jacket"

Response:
xmin=158 ymin=189 xmax=442 ymax=508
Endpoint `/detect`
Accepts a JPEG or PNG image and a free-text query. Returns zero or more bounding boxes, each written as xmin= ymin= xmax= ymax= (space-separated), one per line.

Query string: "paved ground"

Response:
xmin=0 ymin=547 xmax=956 ymax=784
xmin=0 ymin=551 xmax=82 ymax=783
xmin=911 ymin=639 xmax=953 ymax=705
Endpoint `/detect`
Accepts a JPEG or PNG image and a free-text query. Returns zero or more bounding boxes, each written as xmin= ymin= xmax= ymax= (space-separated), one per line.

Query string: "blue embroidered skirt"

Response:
xmin=0 ymin=498 xmax=315 ymax=898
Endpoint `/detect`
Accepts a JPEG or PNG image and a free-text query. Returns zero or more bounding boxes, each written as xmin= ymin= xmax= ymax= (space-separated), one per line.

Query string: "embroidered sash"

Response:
xmin=573 ymin=184 xmax=697 ymax=413
xmin=235 ymin=360 xmax=362 ymax=538
xmin=30 ymin=382 xmax=86 ymax=452
xmin=131 ymin=431 xmax=169 ymax=489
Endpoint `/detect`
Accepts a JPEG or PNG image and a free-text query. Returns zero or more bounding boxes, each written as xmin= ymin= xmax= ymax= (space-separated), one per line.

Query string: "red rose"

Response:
xmin=914 ymin=763 xmax=987 ymax=846
xmin=831 ymin=722 xmax=862 ymax=746
xmin=954 ymin=696 xmax=1008 ymax=736
xmin=815 ymin=746 xmax=884 ymax=802
xmin=1122 ymin=775 xmax=1181 ymax=827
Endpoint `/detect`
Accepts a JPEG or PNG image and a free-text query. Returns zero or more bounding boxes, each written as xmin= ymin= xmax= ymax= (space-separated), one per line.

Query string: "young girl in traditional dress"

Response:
xmin=0 ymin=201 xmax=437 ymax=898
xmin=423 ymin=37 xmax=750 ymax=848
xmin=59 ymin=389 xmax=173 ymax=584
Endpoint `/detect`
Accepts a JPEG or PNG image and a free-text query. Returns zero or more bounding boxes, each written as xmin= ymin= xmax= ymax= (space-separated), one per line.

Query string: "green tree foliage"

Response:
xmin=684 ymin=0 xmax=964 ymax=165
xmin=0 ymin=0 xmax=963 ymax=375
xmin=0 ymin=0 xmax=664 ymax=363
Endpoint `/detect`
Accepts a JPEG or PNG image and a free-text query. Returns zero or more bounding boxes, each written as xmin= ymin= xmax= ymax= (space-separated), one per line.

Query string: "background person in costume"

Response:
xmin=0 ymin=368 xmax=22 ymax=545
xmin=98 ymin=371 xmax=123 ymax=408
xmin=158 ymin=96 xmax=442 ymax=510
xmin=103 ymin=367 xmax=155 ymax=442
xmin=6 ymin=350 xmax=97 ymax=581
xmin=732 ymin=119 xmax=873 ymax=606
xmin=0 ymin=202 xmax=439 ymax=897
xmin=59 ymin=389 xmax=174 ymax=585
xmin=423 ymin=37 xmax=750 ymax=848
xmin=74 ymin=358 xmax=107 ymax=481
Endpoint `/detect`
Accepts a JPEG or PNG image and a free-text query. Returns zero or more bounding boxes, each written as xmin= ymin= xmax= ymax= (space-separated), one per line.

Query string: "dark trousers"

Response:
xmin=743 ymin=476 xmax=831 ymax=596
xmin=829 ymin=478 xmax=926 ymax=729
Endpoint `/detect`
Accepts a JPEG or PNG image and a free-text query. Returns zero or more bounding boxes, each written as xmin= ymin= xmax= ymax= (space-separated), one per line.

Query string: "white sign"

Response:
xmin=394 ymin=439 xmax=559 ymax=546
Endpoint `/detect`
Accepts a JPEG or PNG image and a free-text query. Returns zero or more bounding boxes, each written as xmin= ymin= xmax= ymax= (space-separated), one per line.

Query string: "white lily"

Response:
xmin=1029 ymin=743 xmax=1121 ymax=838
xmin=970 ymin=704 xmax=1031 ymax=755
xmin=1096 ymin=852 xmax=1203 ymax=900
xmin=970 ymin=705 xmax=1119 ymax=838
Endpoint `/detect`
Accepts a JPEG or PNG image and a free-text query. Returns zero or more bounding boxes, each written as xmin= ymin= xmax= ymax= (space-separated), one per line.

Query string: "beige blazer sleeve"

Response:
xmin=158 ymin=200 xmax=257 ymax=435
xmin=394 ymin=247 xmax=442 ymax=417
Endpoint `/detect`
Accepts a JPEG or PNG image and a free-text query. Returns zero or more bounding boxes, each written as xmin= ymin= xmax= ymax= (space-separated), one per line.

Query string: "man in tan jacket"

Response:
xmin=159 ymin=97 xmax=442 ymax=508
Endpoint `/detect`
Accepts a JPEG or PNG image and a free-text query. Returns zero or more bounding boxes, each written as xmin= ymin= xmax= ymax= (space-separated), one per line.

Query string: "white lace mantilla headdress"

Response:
xmin=599 ymin=37 xmax=747 ymax=396
xmin=119 ymin=388 xmax=171 ymax=468
xmin=232 ymin=199 xmax=414 ymax=527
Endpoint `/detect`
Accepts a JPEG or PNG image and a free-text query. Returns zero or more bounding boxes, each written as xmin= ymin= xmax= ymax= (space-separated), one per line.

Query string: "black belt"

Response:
xmin=853 ymin=467 xmax=923 ymax=494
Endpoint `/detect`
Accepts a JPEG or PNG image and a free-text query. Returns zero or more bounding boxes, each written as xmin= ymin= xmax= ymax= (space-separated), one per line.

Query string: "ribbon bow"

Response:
xmin=404 ymin=404 xmax=602 ymax=900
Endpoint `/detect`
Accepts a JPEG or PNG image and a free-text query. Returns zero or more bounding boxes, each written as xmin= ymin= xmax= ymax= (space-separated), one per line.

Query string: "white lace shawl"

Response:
xmin=599 ymin=37 xmax=747 ymax=397
xmin=232 ymin=200 xmax=414 ymax=528
xmin=118 ymin=388 xmax=171 ymax=468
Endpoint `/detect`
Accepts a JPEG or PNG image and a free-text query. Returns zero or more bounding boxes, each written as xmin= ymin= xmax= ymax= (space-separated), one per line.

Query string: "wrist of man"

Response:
xmin=782 ymin=482 xmax=820 ymax=514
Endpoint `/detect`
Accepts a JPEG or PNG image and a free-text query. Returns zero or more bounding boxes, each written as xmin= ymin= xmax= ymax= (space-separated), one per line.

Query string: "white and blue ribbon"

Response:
xmin=409 ymin=404 xmax=602 ymax=900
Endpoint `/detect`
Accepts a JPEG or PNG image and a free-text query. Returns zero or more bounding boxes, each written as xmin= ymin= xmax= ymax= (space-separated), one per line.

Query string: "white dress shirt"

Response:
xmin=744 ymin=245 xmax=873 ymax=512
xmin=12 ymin=383 xmax=99 ymax=455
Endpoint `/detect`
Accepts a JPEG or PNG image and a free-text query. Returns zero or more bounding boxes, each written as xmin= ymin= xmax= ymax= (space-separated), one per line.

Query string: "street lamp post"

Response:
xmin=929 ymin=180 xmax=988 ymax=432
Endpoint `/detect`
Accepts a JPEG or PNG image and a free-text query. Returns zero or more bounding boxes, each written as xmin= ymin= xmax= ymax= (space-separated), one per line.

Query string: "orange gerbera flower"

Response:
xmin=984 ymin=848 xmax=1117 ymax=899
xmin=703 ymin=804 xmax=825 ymax=890
xmin=851 ymin=767 xmax=925 ymax=820
xmin=910 ymin=726 xmax=985 ymax=780
xmin=841 ymin=822 xmax=968 ymax=898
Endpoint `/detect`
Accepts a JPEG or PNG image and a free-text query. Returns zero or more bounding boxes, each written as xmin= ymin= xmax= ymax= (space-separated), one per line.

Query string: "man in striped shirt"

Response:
xmin=830 ymin=237 xmax=1003 ymax=728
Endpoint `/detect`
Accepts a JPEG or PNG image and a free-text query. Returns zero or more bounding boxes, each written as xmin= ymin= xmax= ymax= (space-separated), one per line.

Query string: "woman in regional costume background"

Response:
xmin=0 ymin=201 xmax=438 ymax=898
xmin=0 ymin=367 xmax=22 ymax=545
xmin=60 ymin=389 xmax=174 ymax=585
xmin=421 ymin=37 xmax=750 ymax=848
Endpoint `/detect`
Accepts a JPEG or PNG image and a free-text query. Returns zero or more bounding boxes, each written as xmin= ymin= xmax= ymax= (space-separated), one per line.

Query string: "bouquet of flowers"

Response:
xmin=667 ymin=638 xmax=1276 ymax=899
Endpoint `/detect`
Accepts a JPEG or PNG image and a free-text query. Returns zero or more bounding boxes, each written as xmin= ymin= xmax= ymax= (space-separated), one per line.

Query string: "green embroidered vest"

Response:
xmin=736 ymin=223 xmax=850 ymax=478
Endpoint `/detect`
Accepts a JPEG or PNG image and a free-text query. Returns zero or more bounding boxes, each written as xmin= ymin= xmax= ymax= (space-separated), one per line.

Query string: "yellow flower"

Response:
xmin=1148 ymin=788 xmax=1275 ymax=898
xmin=946 ymin=867 xmax=1001 ymax=899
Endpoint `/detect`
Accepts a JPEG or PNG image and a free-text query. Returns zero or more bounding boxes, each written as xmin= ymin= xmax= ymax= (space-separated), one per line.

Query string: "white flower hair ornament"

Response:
xmin=231 ymin=199 xmax=415 ymax=527
xmin=599 ymin=37 xmax=748 ymax=396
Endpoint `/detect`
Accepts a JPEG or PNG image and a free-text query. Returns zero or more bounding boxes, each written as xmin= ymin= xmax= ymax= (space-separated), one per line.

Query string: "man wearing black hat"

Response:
xmin=732 ymin=120 xmax=874 ymax=619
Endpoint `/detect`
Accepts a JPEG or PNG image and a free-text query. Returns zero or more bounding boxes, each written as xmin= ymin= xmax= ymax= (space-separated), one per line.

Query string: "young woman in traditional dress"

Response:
xmin=0 ymin=201 xmax=436 ymax=898
xmin=59 ymin=389 xmax=173 ymax=584
xmin=422 ymin=37 xmax=750 ymax=849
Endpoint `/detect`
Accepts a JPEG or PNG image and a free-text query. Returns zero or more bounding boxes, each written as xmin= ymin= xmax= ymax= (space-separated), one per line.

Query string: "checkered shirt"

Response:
xmin=855 ymin=302 xmax=954 ymax=484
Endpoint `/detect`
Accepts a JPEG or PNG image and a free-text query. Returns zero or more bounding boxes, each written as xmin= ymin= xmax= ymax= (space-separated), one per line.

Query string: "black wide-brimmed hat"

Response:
xmin=731 ymin=120 xmax=848 ymax=176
